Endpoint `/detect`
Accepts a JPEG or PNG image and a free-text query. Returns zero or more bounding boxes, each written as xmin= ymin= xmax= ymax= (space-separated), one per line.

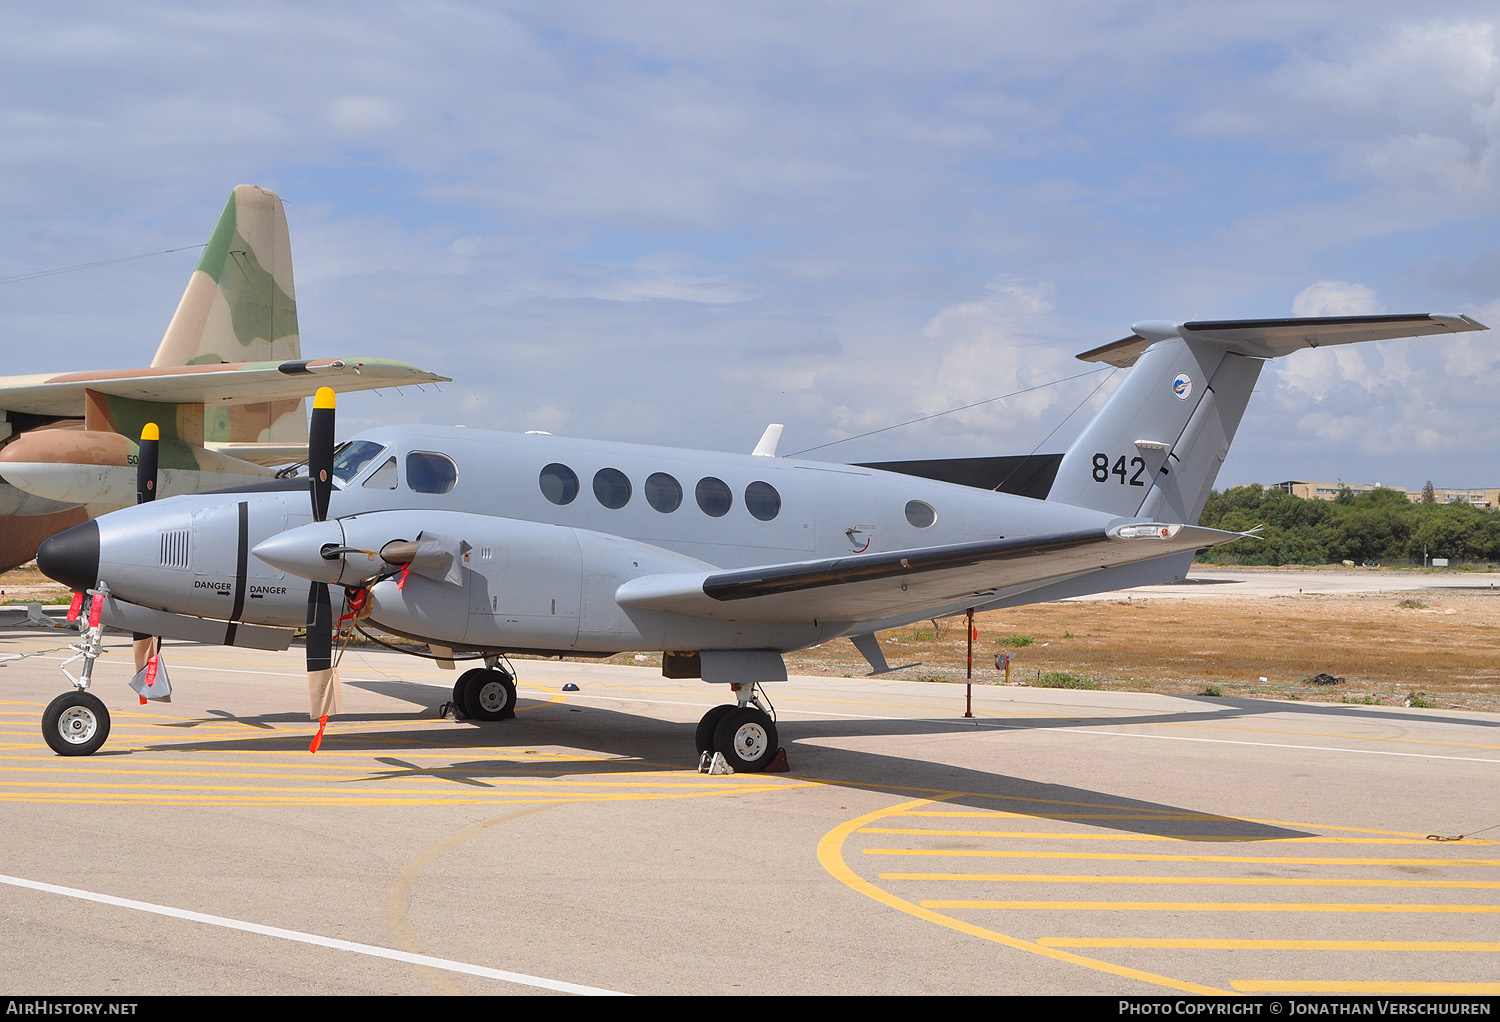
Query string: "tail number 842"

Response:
xmin=1092 ymin=453 xmax=1146 ymax=486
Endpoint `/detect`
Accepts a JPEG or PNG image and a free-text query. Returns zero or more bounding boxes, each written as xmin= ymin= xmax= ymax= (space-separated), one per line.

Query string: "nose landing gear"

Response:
xmin=44 ymin=584 xmax=112 ymax=756
xmin=42 ymin=691 xmax=110 ymax=757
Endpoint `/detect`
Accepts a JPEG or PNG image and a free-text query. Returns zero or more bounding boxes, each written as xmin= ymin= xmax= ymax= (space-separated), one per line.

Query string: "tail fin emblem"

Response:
xmin=1172 ymin=373 xmax=1192 ymax=400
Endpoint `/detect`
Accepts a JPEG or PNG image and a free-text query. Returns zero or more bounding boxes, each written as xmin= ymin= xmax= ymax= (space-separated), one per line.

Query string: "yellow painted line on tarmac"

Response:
xmin=864 ymin=849 xmax=1499 ymax=866
xmin=863 ymin=829 xmax=1498 ymax=845
xmin=0 ymin=781 xmax=801 ymax=807
xmin=1038 ymin=938 xmax=1500 ymax=951
xmin=890 ymin=811 xmax=1500 ymax=844
xmin=920 ymin=900 xmax=1500 ymax=913
xmin=0 ymin=775 xmax=814 ymax=792
xmin=1232 ymin=981 xmax=1500 ymax=995
xmin=881 ymin=874 xmax=1500 ymax=888
xmin=818 ymin=798 xmax=1229 ymax=995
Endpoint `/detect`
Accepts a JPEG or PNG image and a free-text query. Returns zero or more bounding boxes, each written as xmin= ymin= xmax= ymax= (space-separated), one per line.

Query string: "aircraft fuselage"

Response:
xmin=46 ymin=424 xmax=1146 ymax=657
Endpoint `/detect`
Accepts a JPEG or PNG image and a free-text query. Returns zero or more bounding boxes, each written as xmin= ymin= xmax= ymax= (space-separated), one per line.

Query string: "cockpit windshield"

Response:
xmin=330 ymin=440 xmax=387 ymax=484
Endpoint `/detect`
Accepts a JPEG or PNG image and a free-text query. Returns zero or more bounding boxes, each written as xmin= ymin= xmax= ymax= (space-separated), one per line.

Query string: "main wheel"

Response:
xmin=712 ymin=706 xmax=779 ymax=773
xmin=695 ymin=704 xmax=736 ymax=755
xmin=451 ymin=668 xmax=487 ymax=718
xmin=42 ymin=691 xmax=111 ymax=757
xmin=462 ymin=668 xmax=517 ymax=721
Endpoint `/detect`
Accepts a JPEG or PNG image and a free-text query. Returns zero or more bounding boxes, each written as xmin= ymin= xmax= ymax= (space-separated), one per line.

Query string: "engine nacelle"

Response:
xmin=254 ymin=509 xmax=714 ymax=653
xmin=0 ymin=430 xmax=272 ymax=506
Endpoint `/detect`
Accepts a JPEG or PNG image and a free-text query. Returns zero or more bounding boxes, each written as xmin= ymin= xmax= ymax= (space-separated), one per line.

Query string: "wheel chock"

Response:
xmin=766 ymin=747 xmax=790 ymax=772
xmin=700 ymin=751 xmax=734 ymax=774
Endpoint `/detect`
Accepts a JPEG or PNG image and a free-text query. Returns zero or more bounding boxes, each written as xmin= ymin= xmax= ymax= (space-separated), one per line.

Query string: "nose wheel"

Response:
xmin=42 ymin=691 xmax=111 ymax=757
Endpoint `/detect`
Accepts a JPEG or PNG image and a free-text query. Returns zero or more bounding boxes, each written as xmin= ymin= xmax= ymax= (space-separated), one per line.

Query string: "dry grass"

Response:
xmin=781 ymin=591 xmax=1500 ymax=711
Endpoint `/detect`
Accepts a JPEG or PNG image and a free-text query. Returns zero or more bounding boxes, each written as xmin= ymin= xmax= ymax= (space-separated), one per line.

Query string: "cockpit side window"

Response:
xmin=407 ymin=451 xmax=458 ymax=494
xmin=330 ymin=440 xmax=386 ymax=484
xmin=364 ymin=456 xmax=399 ymax=490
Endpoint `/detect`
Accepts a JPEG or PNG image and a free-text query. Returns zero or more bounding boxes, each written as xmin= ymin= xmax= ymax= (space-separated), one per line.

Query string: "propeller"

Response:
xmin=305 ymin=387 xmax=342 ymax=751
xmin=128 ymin=423 xmax=172 ymax=703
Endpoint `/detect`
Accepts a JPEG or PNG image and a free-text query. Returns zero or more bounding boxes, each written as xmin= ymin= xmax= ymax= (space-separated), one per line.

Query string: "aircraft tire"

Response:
xmin=712 ymin=706 xmax=779 ymax=773
xmin=695 ymin=704 xmax=736 ymax=755
xmin=452 ymin=669 xmax=487 ymax=718
xmin=42 ymin=691 xmax=110 ymax=757
xmin=463 ymin=668 xmax=517 ymax=721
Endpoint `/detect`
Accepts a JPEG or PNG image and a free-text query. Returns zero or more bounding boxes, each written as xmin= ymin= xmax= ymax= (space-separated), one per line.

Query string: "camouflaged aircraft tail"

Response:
xmin=152 ymin=185 xmax=306 ymax=444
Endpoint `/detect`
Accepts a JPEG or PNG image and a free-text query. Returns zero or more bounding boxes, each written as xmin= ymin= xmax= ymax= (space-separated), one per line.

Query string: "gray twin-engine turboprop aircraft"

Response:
xmin=35 ymin=313 xmax=1485 ymax=768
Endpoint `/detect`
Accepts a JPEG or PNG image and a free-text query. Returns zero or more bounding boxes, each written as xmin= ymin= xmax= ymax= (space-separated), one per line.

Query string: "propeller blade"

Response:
xmin=309 ymin=386 xmax=335 ymax=522
xmin=133 ymin=423 xmax=165 ymax=703
xmin=135 ymin=422 xmax=159 ymax=504
xmin=305 ymin=580 xmax=342 ymax=738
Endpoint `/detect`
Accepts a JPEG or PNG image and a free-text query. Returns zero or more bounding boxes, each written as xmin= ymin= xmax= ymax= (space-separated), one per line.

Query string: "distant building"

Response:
xmin=1402 ymin=487 xmax=1498 ymax=510
xmin=1275 ymin=481 xmax=1380 ymax=501
xmin=1272 ymin=480 xmax=1496 ymax=510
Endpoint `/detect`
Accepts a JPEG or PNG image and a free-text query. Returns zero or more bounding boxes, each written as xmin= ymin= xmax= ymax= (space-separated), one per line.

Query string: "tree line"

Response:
xmin=1195 ymin=485 xmax=1500 ymax=566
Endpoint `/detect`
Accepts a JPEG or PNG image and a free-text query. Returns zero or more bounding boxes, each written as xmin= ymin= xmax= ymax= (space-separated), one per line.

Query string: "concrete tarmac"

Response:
xmin=1 ymin=620 xmax=1497 ymax=997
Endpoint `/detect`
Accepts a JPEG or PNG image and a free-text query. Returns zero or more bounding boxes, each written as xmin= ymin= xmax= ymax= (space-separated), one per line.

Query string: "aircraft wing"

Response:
xmin=0 ymin=357 xmax=447 ymax=418
xmin=616 ymin=523 xmax=1241 ymax=624
xmin=1077 ymin=313 xmax=1486 ymax=368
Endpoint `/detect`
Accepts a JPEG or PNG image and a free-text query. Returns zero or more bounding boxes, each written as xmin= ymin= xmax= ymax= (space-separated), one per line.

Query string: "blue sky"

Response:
xmin=3 ymin=2 xmax=1498 ymax=490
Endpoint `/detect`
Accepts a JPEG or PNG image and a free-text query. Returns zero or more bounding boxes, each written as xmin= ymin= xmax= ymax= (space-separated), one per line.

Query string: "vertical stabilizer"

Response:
xmin=1049 ymin=336 xmax=1256 ymax=523
xmin=1047 ymin=314 xmax=1487 ymax=524
xmin=152 ymin=185 xmax=306 ymax=445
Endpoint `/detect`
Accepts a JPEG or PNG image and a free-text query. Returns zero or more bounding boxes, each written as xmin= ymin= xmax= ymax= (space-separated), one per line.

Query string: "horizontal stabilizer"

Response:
xmin=0 ymin=357 xmax=449 ymax=418
xmin=1077 ymin=314 xmax=1487 ymax=368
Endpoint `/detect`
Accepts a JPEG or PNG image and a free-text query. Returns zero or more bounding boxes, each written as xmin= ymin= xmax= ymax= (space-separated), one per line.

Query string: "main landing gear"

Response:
xmin=451 ymin=657 xmax=517 ymax=721
xmin=696 ymin=684 xmax=782 ymax=773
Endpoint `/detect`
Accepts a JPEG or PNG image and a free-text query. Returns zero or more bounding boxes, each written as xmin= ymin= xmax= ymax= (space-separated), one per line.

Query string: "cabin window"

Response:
xmin=745 ymin=481 xmax=781 ymax=521
xmin=331 ymin=440 xmax=385 ymax=484
xmin=363 ymin=457 xmax=399 ymax=490
xmin=539 ymin=463 xmax=579 ymax=505
xmin=645 ymin=472 xmax=683 ymax=513
xmin=696 ymin=476 xmax=732 ymax=517
xmin=905 ymin=499 xmax=937 ymax=528
xmin=406 ymin=452 xmax=458 ymax=494
xmin=593 ymin=467 xmax=632 ymax=509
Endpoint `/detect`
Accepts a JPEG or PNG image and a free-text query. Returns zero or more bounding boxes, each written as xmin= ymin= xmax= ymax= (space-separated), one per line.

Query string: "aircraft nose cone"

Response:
xmin=37 ymin=519 xmax=100 ymax=593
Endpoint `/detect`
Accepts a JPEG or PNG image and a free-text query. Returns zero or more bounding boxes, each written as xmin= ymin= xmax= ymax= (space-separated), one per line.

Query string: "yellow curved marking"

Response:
xmin=386 ymin=802 xmax=562 ymax=993
xmin=816 ymin=798 xmax=1229 ymax=995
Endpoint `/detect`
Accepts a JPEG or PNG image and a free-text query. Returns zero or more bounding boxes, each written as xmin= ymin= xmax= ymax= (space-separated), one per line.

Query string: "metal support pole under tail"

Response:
xmin=59 ymin=581 xmax=110 ymax=693
xmin=965 ymin=607 xmax=974 ymax=719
